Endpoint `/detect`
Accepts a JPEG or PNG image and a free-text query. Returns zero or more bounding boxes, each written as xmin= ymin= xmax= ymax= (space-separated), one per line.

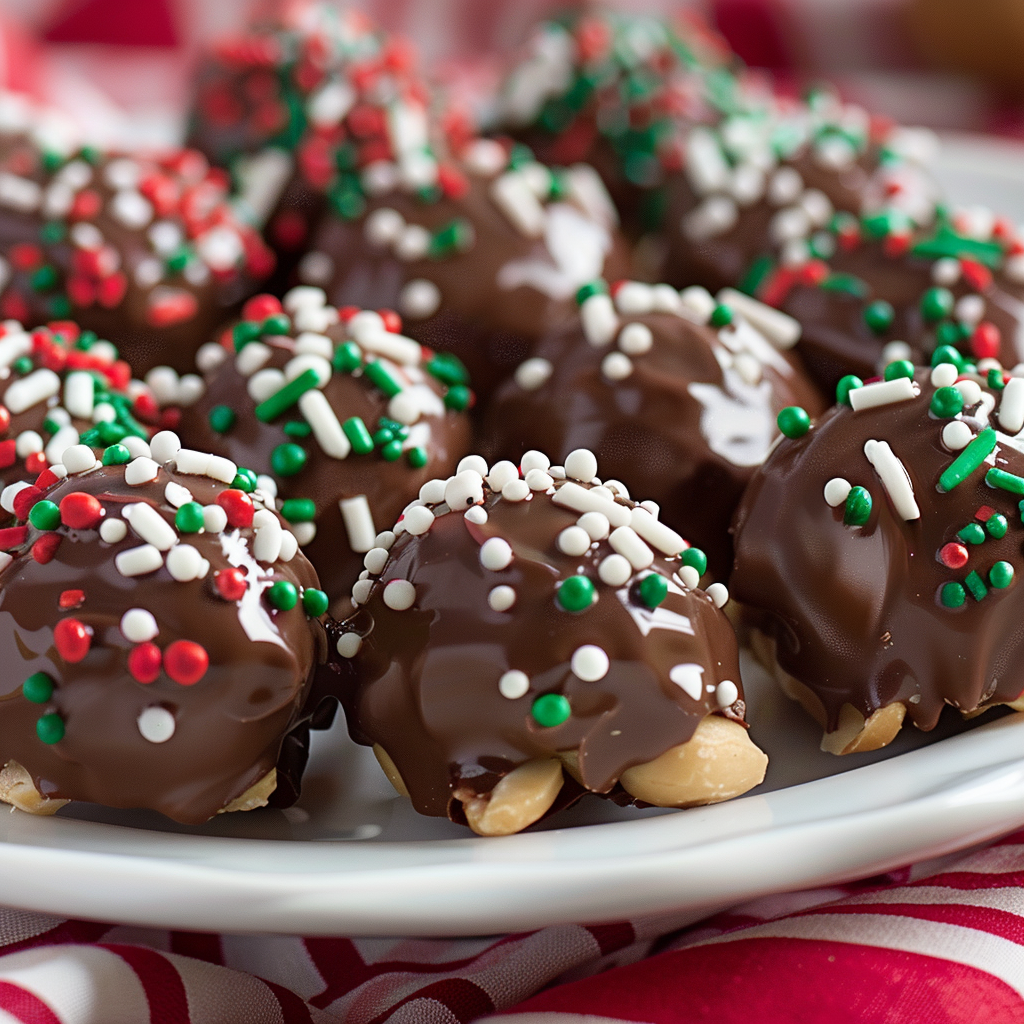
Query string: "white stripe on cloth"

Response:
xmin=354 ymin=936 xmax=502 ymax=966
xmin=690 ymin=912 xmax=1024 ymax=994
xmin=834 ymin=884 xmax=1024 ymax=914
xmin=917 ymin=843 xmax=1024 ymax=876
xmin=0 ymin=945 xmax=149 ymax=1023
xmin=386 ymin=996 xmax=462 ymax=1024
xmin=221 ymin=934 xmax=323 ymax=1001
xmin=0 ymin=1011 xmax=29 ymax=1024
xmin=0 ymin=909 xmax=64 ymax=948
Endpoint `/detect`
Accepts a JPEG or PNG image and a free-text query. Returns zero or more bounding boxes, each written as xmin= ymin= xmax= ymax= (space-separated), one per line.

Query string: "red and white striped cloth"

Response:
xmin=0 ymin=829 xmax=1021 ymax=1021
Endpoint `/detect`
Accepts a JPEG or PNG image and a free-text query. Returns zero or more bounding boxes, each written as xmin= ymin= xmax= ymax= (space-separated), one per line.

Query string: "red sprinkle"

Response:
xmin=975 ymin=505 xmax=996 ymax=522
xmin=338 ymin=305 xmax=360 ymax=323
xmin=0 ymin=405 xmax=10 ymax=434
xmin=960 ymin=259 xmax=993 ymax=292
xmin=971 ymin=322 xmax=1001 ymax=361
xmin=378 ymin=309 xmax=401 ymax=333
xmin=13 ymin=486 xmax=43 ymax=521
xmin=0 ymin=526 xmax=27 ymax=550
xmin=242 ymin=294 xmax=283 ymax=322
xmin=0 ymin=439 xmax=16 ymax=470
xmin=940 ymin=542 xmax=969 ymax=570
xmin=164 ymin=640 xmax=208 ymax=685
xmin=32 ymin=533 xmax=61 ymax=564
xmin=59 ymin=492 xmax=103 ymax=530
xmin=34 ymin=468 xmax=60 ymax=490
xmin=24 ymin=452 xmax=47 ymax=475
xmin=127 ymin=642 xmax=162 ymax=684
xmin=97 ymin=272 xmax=128 ymax=309
xmin=57 ymin=591 xmax=84 ymax=612
xmin=148 ymin=290 xmax=199 ymax=327
xmin=10 ymin=243 xmax=42 ymax=271
xmin=216 ymin=489 xmax=254 ymax=529
xmin=53 ymin=617 xmax=91 ymax=662
xmin=214 ymin=567 xmax=247 ymax=602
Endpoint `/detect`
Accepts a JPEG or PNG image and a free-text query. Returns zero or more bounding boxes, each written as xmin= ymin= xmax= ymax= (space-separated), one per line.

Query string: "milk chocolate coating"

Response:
xmin=177 ymin=304 xmax=471 ymax=607
xmin=481 ymin=293 xmax=824 ymax=574
xmin=324 ymin=476 xmax=747 ymax=822
xmin=731 ymin=368 xmax=1024 ymax=734
xmin=0 ymin=461 xmax=327 ymax=823
xmin=305 ymin=172 xmax=630 ymax=401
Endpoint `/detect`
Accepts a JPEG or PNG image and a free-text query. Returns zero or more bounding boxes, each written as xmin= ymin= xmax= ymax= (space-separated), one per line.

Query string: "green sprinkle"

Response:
xmin=328 ymin=182 xmax=366 ymax=221
xmin=930 ymin=386 xmax=964 ymax=418
xmin=531 ymin=693 xmax=570 ymax=728
xmin=262 ymin=313 xmax=290 ymax=336
xmin=28 ymin=500 xmax=61 ymax=531
xmin=267 ymin=580 xmax=298 ymax=611
xmin=30 ymin=265 xmax=57 ymax=292
xmin=988 ymin=368 xmax=1006 ymax=390
xmin=302 ymin=588 xmax=329 ymax=616
xmin=939 ymin=427 xmax=996 ymax=492
xmin=407 ymin=446 xmax=428 ymax=468
xmin=332 ymin=340 xmax=362 ymax=373
xmin=444 ymin=384 xmax=472 ymax=411
xmin=965 ymin=570 xmax=988 ymax=601
xmin=208 ymin=405 xmax=236 ymax=433
xmin=97 ymin=421 xmax=127 ymax=444
xmin=844 ymin=486 xmax=872 ymax=526
xmin=820 ymin=272 xmax=868 ymax=298
xmin=380 ymin=439 xmax=402 ymax=462
xmin=738 ymin=254 xmax=774 ymax=296
xmin=986 ymin=513 xmax=1009 ymax=539
xmin=283 ymin=420 xmax=311 ymax=438
xmin=342 ymin=417 xmax=374 ymax=455
xmin=680 ymin=547 xmax=708 ymax=576
xmin=23 ymin=672 xmax=53 ymax=704
xmin=921 ymin=287 xmax=955 ymax=323
xmin=76 ymin=330 xmax=97 ymax=351
xmin=364 ymin=360 xmax=402 ymax=398
xmin=101 ymin=443 xmax=131 ymax=466
xmin=990 ymin=561 xmax=1014 ymax=589
xmin=36 ymin=713 xmax=64 ymax=745
xmin=426 ymin=352 xmax=468 ymax=386
xmin=985 ymin=467 xmax=1024 ymax=495
xmin=39 ymin=221 xmax=65 ymax=244
xmin=280 ymin=498 xmax=316 ymax=523
xmin=165 ymin=246 xmax=190 ymax=273
xmin=931 ymin=345 xmax=963 ymax=369
xmin=557 ymin=575 xmax=596 ymax=612
xmin=232 ymin=467 xmax=258 ymax=493
xmin=637 ymin=573 xmax=669 ymax=609
xmin=13 ymin=356 xmax=32 ymax=376
xmin=270 ymin=443 xmax=307 ymax=477
xmin=709 ymin=303 xmax=733 ymax=328
xmin=777 ymin=406 xmax=811 ymax=439
xmin=958 ymin=522 xmax=986 ymax=545
xmin=863 ymin=300 xmax=894 ymax=335
xmin=836 ymin=375 xmax=863 ymax=406
xmin=175 ymin=502 xmax=205 ymax=533
xmin=48 ymin=296 xmax=71 ymax=319
xmin=940 ymin=582 xmax=966 ymax=608
xmin=883 ymin=360 xmax=914 ymax=382
xmin=255 ymin=368 xmax=320 ymax=422
xmin=232 ymin=321 xmax=262 ymax=352
xmin=373 ymin=427 xmax=395 ymax=448
xmin=428 ymin=219 xmax=473 ymax=257
xmin=575 ymin=281 xmax=608 ymax=305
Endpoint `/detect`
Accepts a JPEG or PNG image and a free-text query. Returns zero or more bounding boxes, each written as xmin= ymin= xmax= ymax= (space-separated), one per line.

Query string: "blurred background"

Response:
xmin=2 ymin=0 xmax=1024 ymax=147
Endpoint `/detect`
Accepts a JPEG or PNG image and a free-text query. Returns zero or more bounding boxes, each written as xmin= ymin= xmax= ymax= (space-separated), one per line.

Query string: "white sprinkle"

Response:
xmin=63 ymin=371 xmax=94 ymax=420
xmin=163 ymin=482 xmax=192 ymax=509
xmin=558 ymin=526 xmax=591 ymax=556
xmin=340 ymin=495 xmax=376 ymax=553
xmin=514 ymin=357 xmax=553 ymax=391
xmin=999 ymin=377 xmax=1024 ymax=434
xmin=403 ymin=505 xmax=435 ymax=535
xmin=490 ymin=171 xmax=547 ymax=237
xmin=399 ymin=279 xmax=441 ymax=320
xmin=578 ymin=511 xmax=610 ymax=540
xmin=824 ymin=478 xmax=852 ymax=507
xmin=298 ymin=250 xmax=334 ymax=285
xmin=279 ymin=530 xmax=298 ymax=562
xmin=124 ymin=457 xmax=160 ymax=486
xmin=292 ymin=522 xmax=316 ymax=546
xmin=57 ymin=444 xmax=94 ymax=476
xmin=115 ymin=544 xmax=163 ymax=577
xmin=930 ymin=362 xmax=959 ymax=388
xmin=205 ymin=455 xmax=237 ymax=484
xmin=356 ymin=330 xmax=421 ymax=366
xmin=716 ymin=289 xmax=801 ymax=349
xmin=364 ymin=547 xmax=389 ymax=574
xmin=571 ymin=645 xmax=609 ymax=682
xmin=0 ymin=330 xmax=31 ymax=370
xmin=364 ymin=207 xmax=404 ymax=247
xmin=419 ymin=479 xmax=447 ymax=505
xmin=202 ymin=504 xmax=228 ymax=534
xmin=375 ymin=530 xmax=397 ymax=550
xmin=458 ymin=455 xmax=489 ymax=476
xmin=609 ymin=526 xmax=654 ymax=571
xmin=387 ymin=390 xmax=422 ymax=426
xmin=145 ymin=367 xmax=180 ymax=407
xmin=480 ymin=537 xmax=513 ymax=571
xmin=137 ymin=706 xmax=175 ymax=744
xmin=629 ymin=507 xmax=685 ymax=556
xmin=177 ymin=375 xmax=204 ymax=407
xmin=932 ymin=257 xmax=961 ymax=285
xmin=122 ymin=436 xmax=151 ymax=461
xmin=487 ymin=461 xmax=520 ymax=491
xmin=564 ymin=449 xmax=598 ymax=483
xmin=111 ymin=189 xmax=153 ymax=228
xmin=864 ymin=439 xmax=920 ymax=521
xmin=91 ymin=403 xmax=115 ymax=424
xmin=640 ymin=499 xmax=658 ymax=518
xmin=520 ymin=451 xmax=551 ymax=474
xmin=247 ymin=368 xmax=286 ymax=404
xmin=488 ymin=585 xmax=516 ymax=612
xmin=99 ymin=517 xmax=127 ymax=543
xmin=351 ymin=579 xmax=373 ymax=605
xmin=149 ymin=431 xmax=180 ymax=466
xmin=299 ymin=389 xmax=351 ymax=460
xmin=284 ymin=286 xmax=326 ymax=313
xmin=956 ymin=294 xmax=985 ymax=326
xmin=336 ymin=632 xmax=362 ymax=658
xmin=679 ymin=286 xmax=716 ymax=324
xmin=0 ymin=481 xmax=30 ymax=514
xmin=44 ymin=425 xmax=80 ymax=467
xmin=678 ymin=565 xmax=701 ymax=590
xmin=445 ymin=470 xmax=484 ymax=509
xmin=848 ymin=377 xmax=917 ymax=411
xmin=669 ymin=663 xmax=704 ymax=701
xmin=706 ymin=582 xmax=729 ymax=608
xmin=686 ymin=127 xmax=730 ymax=194
xmin=234 ymin=341 xmax=272 ymax=378
xmin=601 ymin=352 xmax=633 ymax=381
xmin=599 ymin=553 xmax=632 ymax=586
xmin=166 ymin=544 xmax=204 ymax=581
xmin=383 ymin=579 xmax=416 ymax=610
xmin=552 ymin=481 xmax=630 ymax=527
xmin=525 ymin=469 xmax=553 ymax=491
xmin=956 ymin=379 xmax=983 ymax=408
xmin=581 ymin=294 xmax=618 ymax=347
xmin=943 ymin=420 xmax=974 ymax=451
xmin=120 ymin=608 xmax=158 ymax=642
xmin=294 ymin=304 xmax=340 ymax=334
xmin=14 ymin=430 xmax=41 ymax=458
xmin=174 ymin=449 xmax=211 ymax=477
xmin=124 ymin=502 xmax=177 ymax=550
xmin=650 ymin=284 xmax=682 ymax=314
xmin=617 ymin=322 xmax=653 ymax=355
xmin=252 ymin=508 xmax=283 ymax=563
xmin=502 ymin=479 xmax=531 ymax=502
xmin=395 ymin=225 xmax=430 ymax=261
xmin=5 ymin=369 xmax=60 ymax=414
xmin=716 ymin=680 xmax=739 ymax=708
xmin=682 ymin=195 xmax=737 ymax=241
xmin=499 ymin=670 xmax=530 ymax=699
xmin=465 ymin=505 xmax=488 ymax=525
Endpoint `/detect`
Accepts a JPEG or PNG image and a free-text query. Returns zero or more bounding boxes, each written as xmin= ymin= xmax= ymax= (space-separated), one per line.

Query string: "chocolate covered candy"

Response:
xmin=0 ymin=437 xmax=328 ymax=823
xmin=732 ymin=361 xmax=1024 ymax=754
xmin=323 ymin=447 xmax=766 ymax=835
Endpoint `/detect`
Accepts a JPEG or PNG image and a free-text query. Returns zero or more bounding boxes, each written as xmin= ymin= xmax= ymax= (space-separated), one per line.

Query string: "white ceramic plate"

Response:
xmin=2 ymin=134 xmax=1024 ymax=937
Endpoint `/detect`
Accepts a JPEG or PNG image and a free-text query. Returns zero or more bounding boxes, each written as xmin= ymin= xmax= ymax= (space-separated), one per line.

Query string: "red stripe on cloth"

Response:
xmin=368 ymin=977 xmax=494 ymax=1024
xmin=801 ymin=902 xmax=1024 ymax=945
xmin=263 ymin=978 xmax=316 ymax=1024
xmin=921 ymin=871 xmax=1024 ymax=891
xmin=586 ymin=922 xmax=635 ymax=956
xmin=169 ymin=931 xmax=223 ymax=966
xmin=1 ymin=920 xmax=109 ymax=957
xmin=497 ymin=937 xmax=1024 ymax=1024
xmin=101 ymin=943 xmax=190 ymax=1024
xmin=0 ymin=979 xmax=62 ymax=1024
